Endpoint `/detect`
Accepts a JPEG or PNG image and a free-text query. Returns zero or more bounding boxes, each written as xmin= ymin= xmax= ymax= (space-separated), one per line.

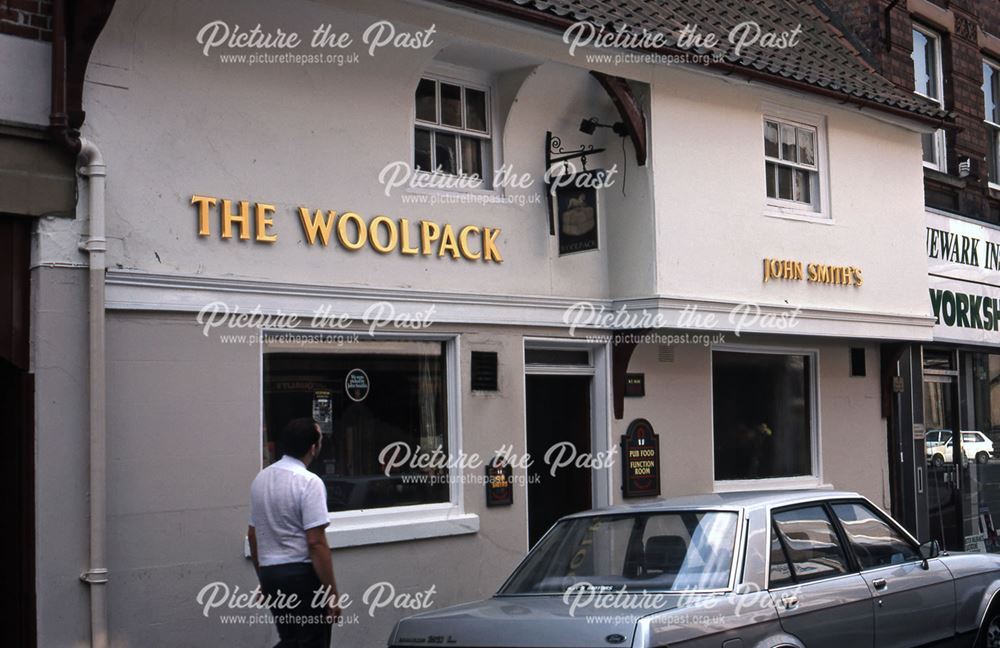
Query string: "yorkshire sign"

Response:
xmin=926 ymin=210 xmax=1000 ymax=344
xmin=191 ymin=195 xmax=503 ymax=263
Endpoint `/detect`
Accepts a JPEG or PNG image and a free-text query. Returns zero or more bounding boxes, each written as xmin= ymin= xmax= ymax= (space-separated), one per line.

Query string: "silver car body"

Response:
xmin=388 ymin=490 xmax=1000 ymax=648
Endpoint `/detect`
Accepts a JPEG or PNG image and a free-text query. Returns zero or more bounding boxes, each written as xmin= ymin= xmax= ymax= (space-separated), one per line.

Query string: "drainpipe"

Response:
xmin=50 ymin=0 xmax=109 ymax=645
xmin=77 ymin=137 xmax=108 ymax=648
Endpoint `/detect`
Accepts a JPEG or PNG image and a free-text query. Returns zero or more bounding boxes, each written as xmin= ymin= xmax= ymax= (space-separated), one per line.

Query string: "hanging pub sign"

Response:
xmin=543 ymin=130 xmax=609 ymax=254
xmin=345 ymin=368 xmax=370 ymax=402
xmin=485 ymin=456 xmax=513 ymax=507
xmin=556 ymin=178 xmax=600 ymax=255
xmin=620 ymin=418 xmax=660 ymax=498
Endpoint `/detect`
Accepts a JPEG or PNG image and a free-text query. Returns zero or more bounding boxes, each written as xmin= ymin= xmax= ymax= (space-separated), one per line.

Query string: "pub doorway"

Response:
xmin=523 ymin=342 xmax=610 ymax=548
xmin=0 ymin=216 xmax=35 ymax=646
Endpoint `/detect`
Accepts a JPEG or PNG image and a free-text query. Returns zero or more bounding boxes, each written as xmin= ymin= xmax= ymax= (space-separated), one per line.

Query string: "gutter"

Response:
xmin=50 ymin=1 xmax=108 ymax=647
xmin=441 ymin=0 xmax=951 ymax=129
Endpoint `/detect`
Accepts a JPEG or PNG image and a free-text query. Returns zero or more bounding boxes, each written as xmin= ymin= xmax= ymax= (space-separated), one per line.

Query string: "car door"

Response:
xmin=830 ymin=501 xmax=956 ymax=648
xmin=768 ymin=505 xmax=874 ymax=648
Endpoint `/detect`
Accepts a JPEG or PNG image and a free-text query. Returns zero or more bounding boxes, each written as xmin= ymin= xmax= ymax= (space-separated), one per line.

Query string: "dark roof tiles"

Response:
xmin=473 ymin=0 xmax=948 ymax=120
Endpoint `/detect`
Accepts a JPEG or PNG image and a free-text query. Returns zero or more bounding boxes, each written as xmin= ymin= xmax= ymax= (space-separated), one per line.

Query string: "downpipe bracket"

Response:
xmin=80 ymin=568 xmax=109 ymax=585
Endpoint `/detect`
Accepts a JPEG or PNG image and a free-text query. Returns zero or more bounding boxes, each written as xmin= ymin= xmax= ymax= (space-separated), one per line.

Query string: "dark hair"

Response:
xmin=280 ymin=418 xmax=320 ymax=458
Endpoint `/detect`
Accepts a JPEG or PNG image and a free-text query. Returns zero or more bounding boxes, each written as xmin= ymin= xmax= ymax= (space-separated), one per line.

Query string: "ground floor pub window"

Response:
xmin=263 ymin=339 xmax=449 ymax=512
xmin=712 ymin=349 xmax=814 ymax=481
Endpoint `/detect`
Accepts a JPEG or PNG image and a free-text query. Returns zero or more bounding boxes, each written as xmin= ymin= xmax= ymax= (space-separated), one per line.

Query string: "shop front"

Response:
xmin=889 ymin=209 xmax=1000 ymax=552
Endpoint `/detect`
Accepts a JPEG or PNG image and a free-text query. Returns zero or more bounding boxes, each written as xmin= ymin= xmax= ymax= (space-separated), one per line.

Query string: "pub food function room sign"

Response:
xmin=621 ymin=418 xmax=660 ymax=498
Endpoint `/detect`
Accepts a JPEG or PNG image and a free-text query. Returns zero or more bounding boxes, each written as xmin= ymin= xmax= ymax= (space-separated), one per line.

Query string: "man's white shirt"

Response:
xmin=249 ymin=455 xmax=329 ymax=566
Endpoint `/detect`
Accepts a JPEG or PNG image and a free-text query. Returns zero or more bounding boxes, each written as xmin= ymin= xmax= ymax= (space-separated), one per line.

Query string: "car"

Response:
xmin=388 ymin=490 xmax=1000 ymax=648
xmin=927 ymin=430 xmax=995 ymax=467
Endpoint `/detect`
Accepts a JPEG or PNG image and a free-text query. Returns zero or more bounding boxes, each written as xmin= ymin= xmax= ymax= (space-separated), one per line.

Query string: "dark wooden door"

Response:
xmin=0 ymin=216 xmax=35 ymax=647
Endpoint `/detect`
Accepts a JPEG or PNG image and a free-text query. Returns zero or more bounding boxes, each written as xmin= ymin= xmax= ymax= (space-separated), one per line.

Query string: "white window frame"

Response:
xmin=984 ymin=58 xmax=1000 ymax=190
xmin=913 ymin=23 xmax=947 ymax=172
xmin=255 ymin=330 xmax=479 ymax=549
xmin=761 ymin=103 xmax=831 ymax=222
xmin=710 ymin=344 xmax=823 ymax=492
xmin=411 ymin=62 xmax=501 ymax=195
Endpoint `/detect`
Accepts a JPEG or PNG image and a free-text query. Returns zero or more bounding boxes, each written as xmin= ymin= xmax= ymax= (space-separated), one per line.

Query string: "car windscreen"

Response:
xmin=500 ymin=511 xmax=738 ymax=594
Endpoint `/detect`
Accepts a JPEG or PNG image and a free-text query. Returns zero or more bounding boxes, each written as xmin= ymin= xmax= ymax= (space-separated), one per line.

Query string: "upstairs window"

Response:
xmin=764 ymin=119 xmax=818 ymax=206
xmin=984 ymin=60 xmax=1000 ymax=187
xmin=762 ymin=106 xmax=828 ymax=219
xmin=912 ymin=25 xmax=946 ymax=171
xmin=414 ymin=75 xmax=493 ymax=189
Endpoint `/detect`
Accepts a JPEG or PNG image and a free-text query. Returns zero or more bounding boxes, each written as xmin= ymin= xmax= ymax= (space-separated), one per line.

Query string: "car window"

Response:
xmin=771 ymin=506 xmax=849 ymax=583
xmin=831 ymin=502 xmax=920 ymax=569
xmin=927 ymin=431 xmax=938 ymax=443
xmin=769 ymin=524 xmax=795 ymax=587
xmin=962 ymin=432 xmax=980 ymax=443
xmin=500 ymin=511 xmax=739 ymax=593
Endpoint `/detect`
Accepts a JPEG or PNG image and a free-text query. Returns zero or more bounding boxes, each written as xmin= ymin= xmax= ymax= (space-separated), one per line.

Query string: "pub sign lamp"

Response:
xmin=579 ymin=117 xmax=628 ymax=138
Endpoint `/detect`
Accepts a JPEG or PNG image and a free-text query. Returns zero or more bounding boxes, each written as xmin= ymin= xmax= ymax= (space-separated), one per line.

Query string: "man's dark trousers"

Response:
xmin=259 ymin=562 xmax=332 ymax=648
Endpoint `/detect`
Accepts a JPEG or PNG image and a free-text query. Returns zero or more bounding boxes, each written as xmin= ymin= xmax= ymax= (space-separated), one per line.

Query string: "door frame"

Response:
xmin=521 ymin=337 xmax=611 ymax=550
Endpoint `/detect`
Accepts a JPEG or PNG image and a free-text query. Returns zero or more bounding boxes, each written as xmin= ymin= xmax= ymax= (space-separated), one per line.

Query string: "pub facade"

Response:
xmin=15 ymin=0 xmax=949 ymax=645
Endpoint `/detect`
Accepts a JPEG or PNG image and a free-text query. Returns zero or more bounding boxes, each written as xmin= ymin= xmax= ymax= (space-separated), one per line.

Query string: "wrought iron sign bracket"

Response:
xmin=545 ymin=130 xmax=605 ymax=236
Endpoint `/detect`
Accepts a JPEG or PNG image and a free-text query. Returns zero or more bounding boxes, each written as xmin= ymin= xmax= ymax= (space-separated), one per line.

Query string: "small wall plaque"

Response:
xmin=486 ymin=456 xmax=513 ymax=507
xmin=624 ymin=373 xmax=645 ymax=397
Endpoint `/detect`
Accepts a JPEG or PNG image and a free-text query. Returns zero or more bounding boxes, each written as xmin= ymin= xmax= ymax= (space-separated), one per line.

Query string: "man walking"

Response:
xmin=249 ymin=417 xmax=340 ymax=647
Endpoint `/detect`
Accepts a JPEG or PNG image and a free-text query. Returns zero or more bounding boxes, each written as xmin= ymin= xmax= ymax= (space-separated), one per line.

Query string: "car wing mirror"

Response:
xmin=919 ymin=540 xmax=940 ymax=567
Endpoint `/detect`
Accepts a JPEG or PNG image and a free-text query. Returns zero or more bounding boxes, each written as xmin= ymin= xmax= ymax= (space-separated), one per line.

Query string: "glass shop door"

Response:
xmin=923 ymin=350 xmax=962 ymax=552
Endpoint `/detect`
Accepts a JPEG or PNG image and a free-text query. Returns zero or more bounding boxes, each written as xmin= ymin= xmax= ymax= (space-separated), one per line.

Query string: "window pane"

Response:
xmin=465 ymin=88 xmax=488 ymax=132
xmin=990 ymin=128 xmax=1000 ymax=183
xmin=766 ymin=161 xmax=777 ymax=198
xmin=797 ymin=128 xmax=816 ymax=166
xmin=922 ymin=131 xmax=938 ymax=165
xmin=912 ymin=29 xmax=938 ymax=100
xmin=441 ymin=83 xmax=463 ymax=127
xmin=780 ymin=123 xmax=797 ymax=162
xmin=460 ymin=136 xmax=483 ymax=180
xmin=713 ymin=351 xmax=812 ymax=480
xmin=263 ymin=344 xmax=449 ymax=512
xmin=985 ymin=64 xmax=998 ymax=123
xmin=769 ymin=527 xmax=794 ymax=587
xmin=773 ymin=507 xmax=849 ymax=582
xmin=414 ymin=128 xmax=432 ymax=171
xmin=415 ymin=78 xmax=437 ymax=123
xmin=435 ymin=132 xmax=458 ymax=174
xmin=764 ymin=121 xmax=779 ymax=158
xmin=832 ymin=503 xmax=921 ymax=569
xmin=777 ymin=165 xmax=793 ymax=200
xmin=793 ymin=169 xmax=812 ymax=204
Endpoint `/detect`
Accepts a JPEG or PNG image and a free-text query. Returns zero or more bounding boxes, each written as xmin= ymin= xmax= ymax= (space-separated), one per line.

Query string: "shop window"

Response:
xmin=762 ymin=106 xmax=828 ymax=220
xmin=414 ymin=72 xmax=493 ymax=189
xmin=712 ymin=349 xmax=816 ymax=483
xmin=912 ymin=25 xmax=946 ymax=171
xmin=983 ymin=60 xmax=1000 ymax=187
xmin=263 ymin=339 xmax=451 ymax=513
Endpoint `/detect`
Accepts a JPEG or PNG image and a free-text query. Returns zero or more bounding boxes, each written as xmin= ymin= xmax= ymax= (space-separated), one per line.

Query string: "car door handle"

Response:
xmin=872 ymin=578 xmax=887 ymax=591
xmin=780 ymin=593 xmax=799 ymax=610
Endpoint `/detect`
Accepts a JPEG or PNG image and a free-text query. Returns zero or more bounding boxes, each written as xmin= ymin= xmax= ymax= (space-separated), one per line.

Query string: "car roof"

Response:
xmin=561 ymin=489 xmax=863 ymax=519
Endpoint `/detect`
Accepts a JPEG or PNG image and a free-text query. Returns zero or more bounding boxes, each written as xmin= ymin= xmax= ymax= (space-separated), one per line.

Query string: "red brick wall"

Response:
xmin=1 ymin=0 xmax=52 ymax=42
xmin=826 ymin=0 xmax=1000 ymax=223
